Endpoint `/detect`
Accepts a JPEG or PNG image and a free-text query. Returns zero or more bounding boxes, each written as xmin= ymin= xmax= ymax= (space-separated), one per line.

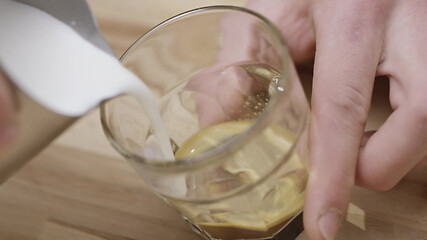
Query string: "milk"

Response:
xmin=0 ymin=0 xmax=174 ymax=160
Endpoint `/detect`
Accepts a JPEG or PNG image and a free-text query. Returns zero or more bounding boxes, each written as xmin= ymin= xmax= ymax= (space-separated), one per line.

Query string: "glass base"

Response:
xmin=185 ymin=212 xmax=304 ymax=240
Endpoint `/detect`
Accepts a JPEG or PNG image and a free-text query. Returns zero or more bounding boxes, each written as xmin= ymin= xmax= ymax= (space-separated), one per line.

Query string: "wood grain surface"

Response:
xmin=1 ymin=1 xmax=426 ymax=240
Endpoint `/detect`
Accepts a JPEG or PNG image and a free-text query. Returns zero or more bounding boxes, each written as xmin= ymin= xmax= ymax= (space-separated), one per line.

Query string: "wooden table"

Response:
xmin=1 ymin=1 xmax=426 ymax=239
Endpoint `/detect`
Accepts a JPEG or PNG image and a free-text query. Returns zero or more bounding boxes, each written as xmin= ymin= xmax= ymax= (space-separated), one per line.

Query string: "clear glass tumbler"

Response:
xmin=101 ymin=5 xmax=310 ymax=240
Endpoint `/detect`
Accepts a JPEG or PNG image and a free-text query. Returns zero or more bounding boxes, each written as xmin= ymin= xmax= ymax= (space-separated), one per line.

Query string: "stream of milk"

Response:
xmin=0 ymin=0 xmax=174 ymax=160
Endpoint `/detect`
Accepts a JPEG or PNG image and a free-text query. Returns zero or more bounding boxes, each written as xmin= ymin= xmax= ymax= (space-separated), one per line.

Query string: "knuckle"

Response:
xmin=358 ymin=173 xmax=399 ymax=191
xmin=314 ymin=0 xmax=389 ymax=16
xmin=356 ymin=159 xmax=400 ymax=191
xmin=318 ymin=82 xmax=370 ymax=134
xmin=312 ymin=0 xmax=392 ymax=40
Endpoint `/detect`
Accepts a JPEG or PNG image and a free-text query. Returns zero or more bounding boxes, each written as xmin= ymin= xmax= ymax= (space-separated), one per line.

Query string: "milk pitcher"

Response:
xmin=0 ymin=90 xmax=76 ymax=183
xmin=0 ymin=0 xmax=116 ymax=184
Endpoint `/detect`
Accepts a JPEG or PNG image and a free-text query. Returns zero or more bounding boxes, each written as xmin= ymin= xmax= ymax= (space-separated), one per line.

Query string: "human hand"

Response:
xmin=244 ymin=0 xmax=427 ymax=239
xmin=0 ymin=69 xmax=17 ymax=150
xmin=191 ymin=0 xmax=427 ymax=239
xmin=187 ymin=63 xmax=261 ymax=128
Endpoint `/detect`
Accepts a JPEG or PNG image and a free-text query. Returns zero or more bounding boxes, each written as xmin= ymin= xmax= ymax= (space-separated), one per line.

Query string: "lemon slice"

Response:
xmin=175 ymin=120 xmax=252 ymax=160
xmin=174 ymin=120 xmax=306 ymax=239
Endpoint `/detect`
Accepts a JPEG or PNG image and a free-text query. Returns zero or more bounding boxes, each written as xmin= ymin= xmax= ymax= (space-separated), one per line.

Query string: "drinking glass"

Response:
xmin=101 ymin=5 xmax=310 ymax=240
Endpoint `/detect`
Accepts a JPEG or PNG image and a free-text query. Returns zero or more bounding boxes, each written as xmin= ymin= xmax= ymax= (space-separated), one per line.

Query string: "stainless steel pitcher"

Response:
xmin=0 ymin=90 xmax=76 ymax=183
xmin=0 ymin=0 xmax=114 ymax=184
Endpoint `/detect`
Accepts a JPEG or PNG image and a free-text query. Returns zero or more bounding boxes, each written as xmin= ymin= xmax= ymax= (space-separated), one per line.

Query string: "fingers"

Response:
xmin=246 ymin=0 xmax=315 ymax=64
xmin=0 ymin=69 xmax=17 ymax=150
xmin=358 ymin=105 xmax=427 ymax=188
xmin=357 ymin=106 xmax=427 ymax=190
xmin=187 ymin=64 xmax=255 ymax=128
xmin=304 ymin=1 xmax=389 ymax=239
xmin=357 ymin=0 xmax=427 ymax=190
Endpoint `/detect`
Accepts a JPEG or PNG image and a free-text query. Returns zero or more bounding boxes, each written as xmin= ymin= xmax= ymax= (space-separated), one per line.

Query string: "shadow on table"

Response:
xmin=297 ymin=167 xmax=427 ymax=240
xmin=339 ymin=167 xmax=426 ymax=240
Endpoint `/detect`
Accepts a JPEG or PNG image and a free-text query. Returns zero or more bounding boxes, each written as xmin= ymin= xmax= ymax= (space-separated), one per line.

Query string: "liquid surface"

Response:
xmin=0 ymin=0 xmax=173 ymax=159
xmin=174 ymin=120 xmax=307 ymax=240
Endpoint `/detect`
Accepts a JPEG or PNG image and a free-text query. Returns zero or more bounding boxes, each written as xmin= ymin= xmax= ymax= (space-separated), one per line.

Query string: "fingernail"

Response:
xmin=318 ymin=208 xmax=342 ymax=240
xmin=0 ymin=123 xmax=18 ymax=148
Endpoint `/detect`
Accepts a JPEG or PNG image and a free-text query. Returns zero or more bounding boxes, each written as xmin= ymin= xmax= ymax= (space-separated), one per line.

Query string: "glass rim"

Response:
xmin=100 ymin=5 xmax=302 ymax=173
